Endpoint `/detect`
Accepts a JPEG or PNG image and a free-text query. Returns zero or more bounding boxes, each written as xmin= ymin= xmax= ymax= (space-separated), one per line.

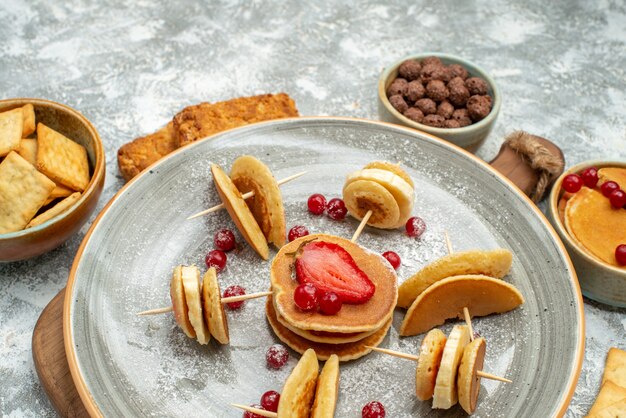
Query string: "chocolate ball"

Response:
xmin=389 ymin=94 xmax=409 ymax=114
xmin=426 ymin=80 xmax=449 ymax=102
xmin=447 ymin=76 xmax=465 ymax=89
xmin=448 ymin=82 xmax=470 ymax=107
xmin=448 ymin=64 xmax=469 ymax=80
xmin=421 ymin=56 xmax=443 ymax=67
xmin=437 ymin=100 xmax=454 ymax=119
xmin=422 ymin=114 xmax=445 ymax=128
xmin=398 ymin=60 xmax=422 ymax=81
xmin=452 ymin=108 xmax=472 ymax=127
xmin=415 ymin=98 xmax=437 ymax=115
xmin=403 ymin=107 xmax=424 ymax=123
xmin=406 ymin=80 xmax=425 ymax=102
xmin=467 ymin=95 xmax=491 ymax=121
xmin=387 ymin=78 xmax=408 ymax=97
xmin=444 ymin=119 xmax=461 ymax=128
xmin=465 ymin=77 xmax=489 ymax=95
xmin=420 ymin=64 xmax=450 ymax=84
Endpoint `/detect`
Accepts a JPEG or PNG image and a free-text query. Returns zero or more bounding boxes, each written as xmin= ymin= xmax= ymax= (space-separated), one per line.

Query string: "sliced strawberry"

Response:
xmin=294 ymin=241 xmax=375 ymax=304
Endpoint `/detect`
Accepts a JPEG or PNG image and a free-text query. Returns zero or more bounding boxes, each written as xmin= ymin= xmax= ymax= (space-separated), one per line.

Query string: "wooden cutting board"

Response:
xmin=32 ymin=135 xmax=563 ymax=417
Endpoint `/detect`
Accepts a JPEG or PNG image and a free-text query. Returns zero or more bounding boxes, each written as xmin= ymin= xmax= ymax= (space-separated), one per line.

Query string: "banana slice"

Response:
xmin=363 ymin=161 xmax=414 ymax=189
xmin=278 ymin=348 xmax=320 ymax=418
xmin=432 ymin=325 xmax=470 ymax=409
xmin=311 ymin=354 xmax=340 ymax=418
xmin=400 ymin=275 xmax=524 ymax=337
xmin=211 ymin=164 xmax=269 ymax=260
xmin=345 ymin=168 xmax=414 ymax=228
xmin=415 ymin=329 xmax=447 ymax=401
xmin=343 ymin=180 xmax=401 ymax=229
xmin=230 ymin=155 xmax=286 ymax=249
xmin=201 ymin=267 xmax=229 ymax=344
xmin=457 ymin=337 xmax=486 ymax=415
xmin=170 ymin=265 xmax=195 ymax=338
xmin=397 ymin=249 xmax=513 ymax=309
xmin=181 ymin=265 xmax=210 ymax=345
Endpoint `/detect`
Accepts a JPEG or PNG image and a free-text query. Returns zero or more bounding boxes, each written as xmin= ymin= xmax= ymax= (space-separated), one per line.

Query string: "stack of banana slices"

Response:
xmin=211 ymin=155 xmax=287 ymax=260
xmin=170 ymin=265 xmax=230 ymax=345
xmin=343 ymin=161 xmax=415 ymax=229
xmin=235 ymin=349 xmax=340 ymax=418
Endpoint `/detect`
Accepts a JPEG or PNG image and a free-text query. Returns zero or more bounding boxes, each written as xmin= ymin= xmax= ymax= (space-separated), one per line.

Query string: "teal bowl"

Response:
xmin=378 ymin=52 xmax=501 ymax=152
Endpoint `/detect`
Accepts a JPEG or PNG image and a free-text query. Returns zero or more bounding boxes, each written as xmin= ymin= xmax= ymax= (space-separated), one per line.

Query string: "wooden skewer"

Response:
xmin=351 ymin=210 xmax=373 ymax=243
xmin=187 ymin=171 xmax=307 ymax=220
xmin=365 ymin=346 xmax=511 ymax=383
xmin=136 ymin=291 xmax=272 ymax=316
xmin=231 ymin=404 xmax=277 ymax=418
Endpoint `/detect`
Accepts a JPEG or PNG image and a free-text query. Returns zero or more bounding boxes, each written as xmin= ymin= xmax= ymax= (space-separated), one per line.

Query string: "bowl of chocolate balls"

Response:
xmin=378 ymin=53 xmax=500 ymax=151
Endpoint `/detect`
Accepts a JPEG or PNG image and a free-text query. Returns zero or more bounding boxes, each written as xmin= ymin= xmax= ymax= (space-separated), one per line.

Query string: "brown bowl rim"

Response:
xmin=0 ymin=98 xmax=105 ymax=240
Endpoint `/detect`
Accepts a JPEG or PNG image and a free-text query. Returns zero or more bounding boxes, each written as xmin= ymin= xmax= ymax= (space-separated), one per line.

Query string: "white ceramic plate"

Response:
xmin=65 ymin=117 xmax=584 ymax=417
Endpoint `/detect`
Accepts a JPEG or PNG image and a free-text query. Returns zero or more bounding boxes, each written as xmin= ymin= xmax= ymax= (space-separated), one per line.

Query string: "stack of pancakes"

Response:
xmin=267 ymin=234 xmax=398 ymax=361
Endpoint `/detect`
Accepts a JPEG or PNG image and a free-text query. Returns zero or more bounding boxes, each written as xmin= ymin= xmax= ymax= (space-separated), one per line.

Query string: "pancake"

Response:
xmin=271 ymin=233 xmax=397 ymax=333
xmin=277 ymin=348 xmax=319 ymax=418
xmin=266 ymin=296 xmax=392 ymax=362
xmin=598 ymin=167 xmax=626 ymax=186
xmin=311 ymin=354 xmax=340 ymax=418
xmin=564 ymin=187 xmax=626 ymax=267
xmin=201 ymin=267 xmax=229 ymax=344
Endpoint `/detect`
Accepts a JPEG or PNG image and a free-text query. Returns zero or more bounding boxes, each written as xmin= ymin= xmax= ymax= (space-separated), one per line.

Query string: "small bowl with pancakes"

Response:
xmin=548 ymin=161 xmax=626 ymax=307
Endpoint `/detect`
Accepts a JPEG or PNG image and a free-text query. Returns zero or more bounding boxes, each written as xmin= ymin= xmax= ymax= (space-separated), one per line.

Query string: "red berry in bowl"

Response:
xmin=382 ymin=251 xmax=401 ymax=270
xmin=223 ymin=285 xmax=246 ymax=310
xmin=581 ymin=167 xmax=599 ymax=188
xmin=616 ymin=244 xmax=626 ymax=266
xmin=609 ymin=190 xmax=626 ymax=208
xmin=214 ymin=229 xmax=236 ymax=251
xmin=307 ymin=193 xmax=327 ymax=215
xmin=243 ymin=404 xmax=265 ymax=418
xmin=288 ymin=225 xmax=309 ymax=242
xmin=205 ymin=249 xmax=227 ymax=272
xmin=562 ymin=174 xmax=583 ymax=193
xmin=326 ymin=198 xmax=347 ymax=220
xmin=601 ymin=181 xmax=620 ymax=197
xmin=319 ymin=291 xmax=342 ymax=315
xmin=260 ymin=390 xmax=280 ymax=412
xmin=294 ymin=283 xmax=318 ymax=311
xmin=362 ymin=401 xmax=386 ymax=418
xmin=406 ymin=216 xmax=426 ymax=238
xmin=266 ymin=344 xmax=289 ymax=369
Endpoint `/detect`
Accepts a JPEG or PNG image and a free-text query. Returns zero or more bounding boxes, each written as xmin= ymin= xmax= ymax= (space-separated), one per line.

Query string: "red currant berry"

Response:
xmin=609 ymin=190 xmax=626 ymax=208
xmin=214 ymin=229 xmax=236 ymax=251
xmin=223 ymin=285 xmax=246 ymax=310
xmin=319 ymin=291 xmax=342 ymax=315
xmin=615 ymin=244 xmax=626 ymax=266
xmin=581 ymin=167 xmax=599 ymax=188
xmin=266 ymin=344 xmax=289 ymax=369
xmin=260 ymin=390 xmax=280 ymax=412
xmin=562 ymin=174 xmax=583 ymax=193
xmin=382 ymin=251 xmax=401 ymax=270
xmin=205 ymin=249 xmax=227 ymax=272
xmin=326 ymin=198 xmax=347 ymax=220
xmin=601 ymin=181 xmax=620 ymax=197
xmin=288 ymin=225 xmax=309 ymax=242
xmin=307 ymin=193 xmax=327 ymax=215
xmin=293 ymin=283 xmax=318 ymax=311
xmin=243 ymin=404 xmax=265 ymax=418
xmin=362 ymin=401 xmax=386 ymax=418
xmin=406 ymin=216 xmax=426 ymax=238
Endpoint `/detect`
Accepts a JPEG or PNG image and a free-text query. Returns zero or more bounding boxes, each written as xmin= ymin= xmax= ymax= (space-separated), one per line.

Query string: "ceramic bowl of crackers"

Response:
xmin=547 ymin=160 xmax=626 ymax=307
xmin=0 ymin=98 xmax=105 ymax=262
xmin=377 ymin=53 xmax=500 ymax=151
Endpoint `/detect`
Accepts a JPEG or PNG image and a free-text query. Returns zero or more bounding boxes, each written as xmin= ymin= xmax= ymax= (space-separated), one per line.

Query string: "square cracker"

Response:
xmin=0 ymin=108 xmax=23 ymax=156
xmin=36 ymin=123 xmax=90 ymax=191
xmin=589 ymin=398 xmax=626 ymax=417
xmin=17 ymin=138 xmax=37 ymax=165
xmin=27 ymin=192 xmax=81 ymax=228
xmin=21 ymin=104 xmax=36 ymax=137
xmin=0 ymin=151 xmax=56 ymax=233
xmin=604 ymin=347 xmax=626 ymax=388
xmin=588 ymin=380 xmax=626 ymax=415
